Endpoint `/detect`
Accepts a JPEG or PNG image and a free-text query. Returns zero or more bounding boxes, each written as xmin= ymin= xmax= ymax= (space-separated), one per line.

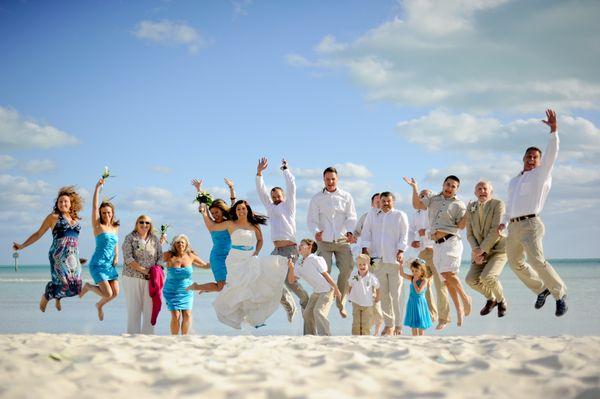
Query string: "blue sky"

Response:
xmin=1 ymin=0 xmax=599 ymax=264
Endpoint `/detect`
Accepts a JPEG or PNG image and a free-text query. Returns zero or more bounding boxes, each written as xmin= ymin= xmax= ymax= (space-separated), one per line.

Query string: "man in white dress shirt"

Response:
xmin=256 ymin=158 xmax=309 ymax=323
xmin=408 ymin=188 xmax=451 ymax=329
xmin=361 ymin=192 xmax=409 ymax=335
xmin=354 ymin=193 xmax=380 ymax=239
xmin=498 ymin=109 xmax=567 ymax=316
xmin=307 ymin=166 xmax=358 ymax=318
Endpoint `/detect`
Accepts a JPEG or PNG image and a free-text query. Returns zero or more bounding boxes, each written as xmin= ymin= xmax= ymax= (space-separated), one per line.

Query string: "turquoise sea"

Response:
xmin=1 ymin=259 xmax=598 ymax=336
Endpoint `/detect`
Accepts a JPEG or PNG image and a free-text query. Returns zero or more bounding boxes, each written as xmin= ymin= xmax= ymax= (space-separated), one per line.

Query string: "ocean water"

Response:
xmin=0 ymin=259 xmax=598 ymax=336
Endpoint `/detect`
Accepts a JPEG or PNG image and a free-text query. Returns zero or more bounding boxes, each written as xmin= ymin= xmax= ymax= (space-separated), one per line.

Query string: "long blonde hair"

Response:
xmin=53 ymin=186 xmax=83 ymax=220
xmin=169 ymin=234 xmax=195 ymax=256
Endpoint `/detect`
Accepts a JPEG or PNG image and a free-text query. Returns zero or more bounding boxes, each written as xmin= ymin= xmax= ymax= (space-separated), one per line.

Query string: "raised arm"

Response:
xmin=538 ymin=109 xmax=560 ymax=179
xmin=92 ymin=178 xmax=104 ymax=229
xmin=224 ymin=178 xmax=236 ymax=206
xmin=255 ymin=157 xmax=272 ymax=207
xmin=398 ymin=262 xmax=413 ymax=281
xmin=403 ymin=177 xmax=426 ymax=210
xmin=13 ymin=213 xmax=57 ymax=251
xmin=282 ymin=159 xmax=296 ymax=213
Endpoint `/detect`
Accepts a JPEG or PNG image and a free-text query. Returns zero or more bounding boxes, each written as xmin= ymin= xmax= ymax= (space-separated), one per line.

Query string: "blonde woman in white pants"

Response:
xmin=122 ymin=215 xmax=164 ymax=334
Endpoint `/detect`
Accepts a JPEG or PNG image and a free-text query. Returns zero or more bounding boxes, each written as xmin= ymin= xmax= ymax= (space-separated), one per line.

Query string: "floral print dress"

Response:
xmin=45 ymin=214 xmax=82 ymax=299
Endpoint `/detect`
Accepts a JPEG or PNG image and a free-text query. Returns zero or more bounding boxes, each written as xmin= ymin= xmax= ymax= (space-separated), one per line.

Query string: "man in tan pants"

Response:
xmin=307 ymin=166 xmax=357 ymax=318
xmin=361 ymin=192 xmax=409 ymax=335
xmin=466 ymin=181 xmax=508 ymax=317
xmin=498 ymin=109 xmax=567 ymax=317
xmin=408 ymin=189 xmax=451 ymax=330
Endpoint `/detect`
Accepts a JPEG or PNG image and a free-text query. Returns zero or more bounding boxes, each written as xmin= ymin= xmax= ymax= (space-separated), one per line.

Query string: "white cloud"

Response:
xmin=132 ymin=20 xmax=208 ymax=53
xmin=291 ymin=1 xmax=600 ymax=113
xmin=151 ymin=165 xmax=173 ymax=175
xmin=396 ymin=111 xmax=600 ymax=163
xmin=0 ymin=106 xmax=79 ymax=150
xmin=18 ymin=159 xmax=57 ymax=174
xmin=232 ymin=0 xmax=253 ymax=20
xmin=0 ymin=155 xmax=16 ymax=170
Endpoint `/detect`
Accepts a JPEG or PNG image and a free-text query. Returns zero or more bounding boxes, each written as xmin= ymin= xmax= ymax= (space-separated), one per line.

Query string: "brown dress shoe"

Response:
xmin=497 ymin=300 xmax=507 ymax=317
xmin=480 ymin=300 xmax=497 ymax=316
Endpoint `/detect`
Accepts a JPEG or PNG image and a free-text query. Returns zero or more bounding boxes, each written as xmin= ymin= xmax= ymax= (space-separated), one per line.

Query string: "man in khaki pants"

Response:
xmin=307 ymin=166 xmax=357 ymax=318
xmin=408 ymin=189 xmax=451 ymax=330
xmin=498 ymin=109 xmax=567 ymax=317
xmin=361 ymin=192 xmax=409 ymax=335
xmin=466 ymin=181 xmax=508 ymax=317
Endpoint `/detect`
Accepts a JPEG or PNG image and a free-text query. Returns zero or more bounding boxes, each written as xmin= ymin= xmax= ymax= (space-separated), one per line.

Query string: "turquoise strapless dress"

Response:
xmin=404 ymin=279 xmax=433 ymax=329
xmin=210 ymin=230 xmax=231 ymax=282
xmin=163 ymin=266 xmax=194 ymax=311
xmin=89 ymin=232 xmax=119 ymax=284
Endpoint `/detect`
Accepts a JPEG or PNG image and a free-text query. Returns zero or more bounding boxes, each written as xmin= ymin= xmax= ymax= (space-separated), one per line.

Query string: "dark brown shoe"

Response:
xmin=480 ymin=299 xmax=497 ymax=316
xmin=497 ymin=300 xmax=508 ymax=318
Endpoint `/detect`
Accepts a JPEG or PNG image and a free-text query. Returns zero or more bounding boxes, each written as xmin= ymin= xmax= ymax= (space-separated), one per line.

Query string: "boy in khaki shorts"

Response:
xmin=347 ymin=254 xmax=381 ymax=335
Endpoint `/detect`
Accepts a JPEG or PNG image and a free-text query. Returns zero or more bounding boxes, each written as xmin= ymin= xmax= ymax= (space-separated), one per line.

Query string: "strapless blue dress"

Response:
xmin=163 ymin=266 xmax=194 ymax=311
xmin=210 ymin=230 xmax=231 ymax=282
xmin=89 ymin=232 xmax=119 ymax=284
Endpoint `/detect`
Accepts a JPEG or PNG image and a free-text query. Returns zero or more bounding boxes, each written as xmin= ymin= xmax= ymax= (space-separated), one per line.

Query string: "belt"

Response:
xmin=510 ymin=214 xmax=536 ymax=223
xmin=434 ymin=234 xmax=455 ymax=244
xmin=231 ymin=245 xmax=254 ymax=251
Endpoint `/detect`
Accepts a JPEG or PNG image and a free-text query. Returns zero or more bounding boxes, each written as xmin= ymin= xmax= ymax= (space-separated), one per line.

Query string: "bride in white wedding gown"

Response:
xmin=200 ymin=200 xmax=289 ymax=329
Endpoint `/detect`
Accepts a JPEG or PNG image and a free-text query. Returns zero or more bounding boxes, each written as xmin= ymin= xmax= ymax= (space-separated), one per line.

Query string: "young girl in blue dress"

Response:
xmin=400 ymin=258 xmax=433 ymax=336
xmin=80 ymin=178 xmax=120 ymax=321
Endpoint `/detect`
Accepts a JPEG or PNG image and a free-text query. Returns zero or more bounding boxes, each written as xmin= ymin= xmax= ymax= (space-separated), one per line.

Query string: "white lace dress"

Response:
xmin=213 ymin=229 xmax=288 ymax=329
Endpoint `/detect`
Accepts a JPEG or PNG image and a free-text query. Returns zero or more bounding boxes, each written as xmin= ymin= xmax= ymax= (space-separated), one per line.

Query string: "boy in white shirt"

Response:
xmin=348 ymin=254 xmax=381 ymax=335
xmin=288 ymin=239 xmax=341 ymax=336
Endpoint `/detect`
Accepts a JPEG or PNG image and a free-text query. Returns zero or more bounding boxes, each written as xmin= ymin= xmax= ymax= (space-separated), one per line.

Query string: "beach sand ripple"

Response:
xmin=0 ymin=334 xmax=598 ymax=399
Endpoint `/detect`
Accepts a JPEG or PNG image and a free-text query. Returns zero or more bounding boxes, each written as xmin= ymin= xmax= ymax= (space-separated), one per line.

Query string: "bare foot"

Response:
xmin=39 ymin=295 xmax=48 ymax=312
xmin=186 ymin=283 xmax=199 ymax=292
xmin=436 ymin=321 xmax=447 ymax=330
xmin=339 ymin=308 xmax=348 ymax=319
xmin=55 ymin=299 xmax=62 ymax=311
xmin=79 ymin=283 xmax=90 ymax=298
xmin=463 ymin=296 xmax=472 ymax=316
xmin=393 ymin=326 xmax=403 ymax=336
xmin=96 ymin=302 xmax=104 ymax=321
xmin=381 ymin=326 xmax=394 ymax=336
xmin=457 ymin=310 xmax=464 ymax=327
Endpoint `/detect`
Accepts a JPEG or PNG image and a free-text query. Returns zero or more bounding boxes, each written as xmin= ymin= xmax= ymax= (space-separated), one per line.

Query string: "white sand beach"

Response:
xmin=0 ymin=334 xmax=598 ymax=399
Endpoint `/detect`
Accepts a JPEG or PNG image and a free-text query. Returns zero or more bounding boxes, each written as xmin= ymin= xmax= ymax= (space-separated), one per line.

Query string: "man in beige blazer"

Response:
xmin=466 ymin=181 xmax=508 ymax=317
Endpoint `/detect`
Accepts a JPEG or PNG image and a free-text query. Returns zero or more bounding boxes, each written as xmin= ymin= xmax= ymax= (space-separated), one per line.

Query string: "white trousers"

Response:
xmin=123 ymin=275 xmax=155 ymax=334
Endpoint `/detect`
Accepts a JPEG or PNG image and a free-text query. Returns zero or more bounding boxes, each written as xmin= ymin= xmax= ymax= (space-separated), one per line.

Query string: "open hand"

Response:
xmin=403 ymin=176 xmax=417 ymax=188
xmin=224 ymin=178 xmax=234 ymax=188
xmin=191 ymin=179 xmax=203 ymax=192
xmin=257 ymin=157 xmax=268 ymax=174
xmin=542 ymin=109 xmax=557 ymax=133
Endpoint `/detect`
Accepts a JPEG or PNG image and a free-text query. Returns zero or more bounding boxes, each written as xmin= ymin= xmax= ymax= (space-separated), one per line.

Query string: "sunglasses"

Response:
xmin=138 ymin=221 xmax=151 ymax=225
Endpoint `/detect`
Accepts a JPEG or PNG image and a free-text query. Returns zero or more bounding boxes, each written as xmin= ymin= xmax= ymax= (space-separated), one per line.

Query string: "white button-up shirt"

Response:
xmin=307 ymin=187 xmax=357 ymax=242
xmin=256 ymin=169 xmax=296 ymax=242
xmin=408 ymin=209 xmax=434 ymax=249
xmin=347 ymin=271 xmax=380 ymax=307
xmin=293 ymin=254 xmax=331 ymax=293
xmin=503 ymin=132 xmax=559 ymax=225
xmin=361 ymin=208 xmax=409 ymax=264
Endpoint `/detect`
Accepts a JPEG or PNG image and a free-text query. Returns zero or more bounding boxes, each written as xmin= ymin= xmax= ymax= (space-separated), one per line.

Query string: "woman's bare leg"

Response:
xmin=55 ymin=298 xmax=61 ymax=311
xmin=170 ymin=311 xmax=181 ymax=335
xmin=39 ymin=294 xmax=48 ymax=312
xmin=96 ymin=281 xmax=119 ymax=321
xmin=411 ymin=328 xmax=418 ymax=336
xmin=443 ymin=273 xmax=464 ymax=326
xmin=187 ymin=280 xmax=225 ymax=293
xmin=181 ymin=310 xmax=192 ymax=335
